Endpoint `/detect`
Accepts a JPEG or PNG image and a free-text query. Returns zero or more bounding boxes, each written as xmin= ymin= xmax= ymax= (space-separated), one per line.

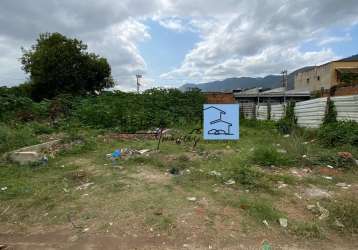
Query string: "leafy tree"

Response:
xmin=21 ymin=32 xmax=114 ymax=100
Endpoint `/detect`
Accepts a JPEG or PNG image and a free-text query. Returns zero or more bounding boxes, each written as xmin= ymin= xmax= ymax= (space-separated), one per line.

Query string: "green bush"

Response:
xmin=230 ymin=165 xmax=263 ymax=188
xmin=276 ymin=102 xmax=297 ymax=134
xmin=73 ymin=89 xmax=205 ymax=132
xmin=318 ymin=121 xmax=358 ymax=146
xmin=0 ymin=124 xmax=39 ymax=154
xmin=252 ymin=145 xmax=292 ymax=166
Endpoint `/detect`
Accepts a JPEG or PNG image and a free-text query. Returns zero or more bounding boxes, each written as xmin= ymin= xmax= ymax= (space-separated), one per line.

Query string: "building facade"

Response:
xmin=294 ymin=59 xmax=358 ymax=91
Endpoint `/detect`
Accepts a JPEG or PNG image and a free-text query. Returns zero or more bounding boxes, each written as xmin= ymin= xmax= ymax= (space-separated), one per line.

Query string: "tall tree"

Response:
xmin=21 ymin=32 xmax=114 ymax=100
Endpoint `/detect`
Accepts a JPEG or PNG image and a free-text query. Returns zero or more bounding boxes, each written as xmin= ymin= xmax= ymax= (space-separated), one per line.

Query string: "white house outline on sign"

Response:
xmin=204 ymin=106 xmax=233 ymax=135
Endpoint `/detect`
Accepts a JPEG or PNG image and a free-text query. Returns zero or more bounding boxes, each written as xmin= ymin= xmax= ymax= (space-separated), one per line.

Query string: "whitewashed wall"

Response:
xmin=294 ymin=97 xmax=327 ymax=128
xmin=256 ymin=105 xmax=268 ymax=120
xmin=331 ymin=95 xmax=358 ymax=122
xmin=270 ymin=104 xmax=285 ymax=121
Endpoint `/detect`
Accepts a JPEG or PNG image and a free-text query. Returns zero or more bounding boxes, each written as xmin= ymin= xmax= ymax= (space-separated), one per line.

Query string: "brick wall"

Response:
xmin=204 ymin=92 xmax=236 ymax=104
xmin=316 ymin=84 xmax=358 ymax=97
xmin=334 ymin=85 xmax=358 ymax=96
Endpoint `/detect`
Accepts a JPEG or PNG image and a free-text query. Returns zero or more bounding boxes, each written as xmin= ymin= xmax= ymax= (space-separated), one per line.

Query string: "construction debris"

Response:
xmin=334 ymin=219 xmax=344 ymax=228
xmin=277 ymin=149 xmax=287 ymax=154
xmin=107 ymin=148 xmax=151 ymax=160
xmin=262 ymin=220 xmax=269 ymax=227
xmin=277 ymin=181 xmax=288 ymax=189
xmin=208 ymin=170 xmax=222 ymax=177
xmin=279 ymin=218 xmax=288 ymax=228
xmin=336 ymin=182 xmax=351 ymax=189
xmin=317 ymin=202 xmax=329 ymax=220
xmin=186 ymin=197 xmax=197 ymax=202
xmin=224 ymin=179 xmax=236 ymax=185
xmin=304 ymin=186 xmax=332 ymax=199
xmin=6 ymin=140 xmax=61 ymax=165
xmin=76 ymin=182 xmax=94 ymax=191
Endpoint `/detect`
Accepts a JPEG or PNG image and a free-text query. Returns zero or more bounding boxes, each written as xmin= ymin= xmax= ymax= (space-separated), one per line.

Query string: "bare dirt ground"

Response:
xmin=1 ymin=136 xmax=358 ymax=250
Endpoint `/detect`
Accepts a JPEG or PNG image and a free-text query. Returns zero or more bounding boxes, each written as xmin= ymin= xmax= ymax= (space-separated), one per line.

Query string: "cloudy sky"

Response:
xmin=1 ymin=0 xmax=358 ymax=91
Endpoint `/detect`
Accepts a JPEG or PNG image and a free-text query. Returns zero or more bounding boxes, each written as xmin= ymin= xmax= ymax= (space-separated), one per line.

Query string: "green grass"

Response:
xmin=290 ymin=221 xmax=323 ymax=239
xmin=327 ymin=196 xmax=358 ymax=234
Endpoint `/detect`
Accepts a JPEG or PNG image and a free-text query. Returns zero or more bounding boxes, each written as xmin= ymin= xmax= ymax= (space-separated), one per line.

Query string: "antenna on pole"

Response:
xmin=136 ymin=74 xmax=142 ymax=93
xmin=281 ymin=70 xmax=288 ymax=89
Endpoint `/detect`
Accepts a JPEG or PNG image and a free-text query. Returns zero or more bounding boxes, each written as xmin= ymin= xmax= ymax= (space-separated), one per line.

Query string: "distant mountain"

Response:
xmin=179 ymin=54 xmax=358 ymax=92
xmin=337 ymin=54 xmax=358 ymax=62
xmin=179 ymin=75 xmax=284 ymax=92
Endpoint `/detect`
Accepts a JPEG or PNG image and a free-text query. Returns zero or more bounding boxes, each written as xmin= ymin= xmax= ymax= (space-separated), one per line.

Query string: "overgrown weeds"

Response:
xmin=327 ymin=196 xmax=358 ymax=234
xmin=318 ymin=121 xmax=358 ymax=146
xmin=252 ymin=145 xmax=293 ymax=166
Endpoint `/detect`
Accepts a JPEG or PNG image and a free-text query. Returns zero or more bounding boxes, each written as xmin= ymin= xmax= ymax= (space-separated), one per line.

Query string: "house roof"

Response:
xmin=234 ymin=87 xmax=310 ymax=98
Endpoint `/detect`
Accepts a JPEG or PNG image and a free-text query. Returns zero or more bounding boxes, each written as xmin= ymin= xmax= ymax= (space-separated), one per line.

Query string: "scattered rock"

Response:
xmin=279 ymin=218 xmax=288 ymax=228
xmin=304 ymin=186 xmax=332 ymax=199
xmin=186 ymin=197 xmax=197 ymax=202
xmin=290 ymin=168 xmax=311 ymax=178
xmin=277 ymin=182 xmax=288 ymax=189
xmin=337 ymin=152 xmax=353 ymax=160
xmin=138 ymin=149 xmax=151 ymax=155
xmin=6 ymin=140 xmax=61 ymax=165
xmin=277 ymin=149 xmax=287 ymax=154
xmin=262 ymin=220 xmax=269 ymax=227
xmin=209 ymin=170 xmax=222 ymax=177
xmin=294 ymin=193 xmax=302 ymax=199
xmin=317 ymin=202 xmax=329 ymax=220
xmin=306 ymin=204 xmax=316 ymax=211
xmin=76 ymin=182 xmax=94 ymax=191
xmin=224 ymin=179 xmax=236 ymax=185
xmin=8 ymin=151 xmax=41 ymax=165
xmin=336 ymin=182 xmax=351 ymax=189
xmin=334 ymin=219 xmax=344 ymax=228
xmin=1 ymin=187 xmax=7 ymax=191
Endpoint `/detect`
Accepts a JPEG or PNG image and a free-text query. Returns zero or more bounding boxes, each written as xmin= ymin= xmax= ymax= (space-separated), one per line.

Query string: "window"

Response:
xmin=317 ymin=76 xmax=320 ymax=81
xmin=306 ymin=78 xmax=310 ymax=84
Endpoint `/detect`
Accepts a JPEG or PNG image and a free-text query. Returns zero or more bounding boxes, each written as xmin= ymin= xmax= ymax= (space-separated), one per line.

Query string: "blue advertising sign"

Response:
xmin=203 ymin=104 xmax=240 ymax=140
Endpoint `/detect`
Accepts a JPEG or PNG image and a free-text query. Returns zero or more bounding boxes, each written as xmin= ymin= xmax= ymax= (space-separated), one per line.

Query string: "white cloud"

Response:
xmin=162 ymin=0 xmax=358 ymax=82
xmin=317 ymin=34 xmax=352 ymax=46
xmin=1 ymin=0 xmax=358 ymax=89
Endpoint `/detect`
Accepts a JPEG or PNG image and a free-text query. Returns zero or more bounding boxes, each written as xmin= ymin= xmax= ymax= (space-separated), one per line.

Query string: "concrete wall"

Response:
xmin=294 ymin=97 xmax=327 ymax=128
xmin=331 ymin=95 xmax=358 ymax=122
xmin=294 ymin=61 xmax=358 ymax=91
xmin=270 ymin=104 xmax=285 ymax=121
xmin=295 ymin=64 xmax=331 ymax=91
xmin=256 ymin=105 xmax=268 ymax=120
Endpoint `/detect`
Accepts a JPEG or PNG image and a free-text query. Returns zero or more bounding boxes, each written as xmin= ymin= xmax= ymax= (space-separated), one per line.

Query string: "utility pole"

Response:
xmin=136 ymin=74 xmax=142 ymax=93
xmin=281 ymin=70 xmax=288 ymax=104
xmin=281 ymin=70 xmax=288 ymax=89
